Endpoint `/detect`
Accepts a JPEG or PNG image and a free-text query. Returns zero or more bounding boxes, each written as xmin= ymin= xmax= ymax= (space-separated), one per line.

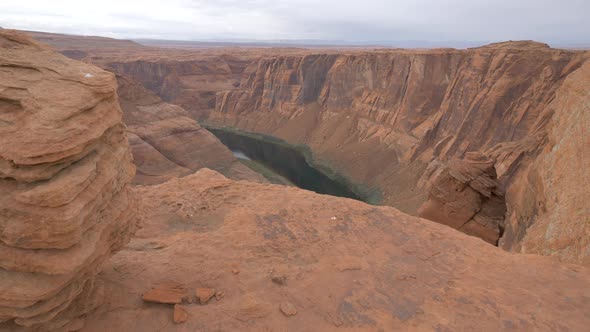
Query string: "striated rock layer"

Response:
xmin=500 ymin=59 xmax=590 ymax=264
xmin=208 ymin=43 xmax=590 ymax=259
xmin=116 ymin=75 xmax=266 ymax=185
xmin=0 ymin=31 xmax=136 ymax=330
xmin=418 ymin=152 xmax=506 ymax=245
xmin=82 ymin=169 xmax=590 ymax=331
xmin=107 ymin=55 xmax=252 ymax=121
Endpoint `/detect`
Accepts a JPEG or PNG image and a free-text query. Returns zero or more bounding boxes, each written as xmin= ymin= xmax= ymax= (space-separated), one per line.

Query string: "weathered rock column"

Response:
xmin=0 ymin=31 xmax=137 ymax=330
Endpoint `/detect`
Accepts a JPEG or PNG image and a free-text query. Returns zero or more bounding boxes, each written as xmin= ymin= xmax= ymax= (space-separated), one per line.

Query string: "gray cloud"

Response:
xmin=1 ymin=0 xmax=588 ymax=45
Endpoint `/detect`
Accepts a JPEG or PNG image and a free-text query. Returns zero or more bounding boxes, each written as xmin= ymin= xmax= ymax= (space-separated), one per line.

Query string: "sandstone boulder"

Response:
xmin=0 ymin=30 xmax=136 ymax=331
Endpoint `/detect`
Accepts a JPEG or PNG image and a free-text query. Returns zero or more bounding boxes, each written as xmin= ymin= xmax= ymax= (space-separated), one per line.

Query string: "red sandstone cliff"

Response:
xmin=207 ymin=43 xmax=590 ymax=260
xmin=0 ymin=31 xmax=137 ymax=330
xmin=498 ymin=58 xmax=590 ymax=264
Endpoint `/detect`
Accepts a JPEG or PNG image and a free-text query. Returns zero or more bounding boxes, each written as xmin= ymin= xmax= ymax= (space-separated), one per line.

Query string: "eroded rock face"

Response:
xmin=116 ymin=75 xmax=266 ymax=185
xmin=0 ymin=30 xmax=136 ymax=330
xmin=501 ymin=59 xmax=590 ymax=264
xmin=418 ymin=152 xmax=506 ymax=244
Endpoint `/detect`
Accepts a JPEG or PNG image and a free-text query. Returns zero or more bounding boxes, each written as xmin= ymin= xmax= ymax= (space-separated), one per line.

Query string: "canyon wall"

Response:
xmin=116 ymin=75 xmax=266 ymax=185
xmin=107 ymin=56 xmax=251 ymax=120
xmin=0 ymin=31 xmax=137 ymax=330
xmin=500 ymin=59 xmax=590 ymax=264
xmin=208 ymin=42 xmax=589 ymax=259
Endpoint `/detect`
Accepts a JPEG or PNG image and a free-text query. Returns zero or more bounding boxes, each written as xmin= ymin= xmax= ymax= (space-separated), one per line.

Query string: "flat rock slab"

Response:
xmin=82 ymin=169 xmax=590 ymax=331
xmin=142 ymin=283 xmax=188 ymax=304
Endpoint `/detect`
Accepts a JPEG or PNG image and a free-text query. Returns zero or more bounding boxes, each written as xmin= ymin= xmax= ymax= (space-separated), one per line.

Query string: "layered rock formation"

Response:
xmin=208 ymin=43 xmax=590 ymax=257
xmin=116 ymin=75 xmax=266 ymax=185
xmin=418 ymin=152 xmax=506 ymax=245
xmin=81 ymin=169 xmax=590 ymax=331
xmin=107 ymin=55 xmax=252 ymax=120
xmin=0 ymin=31 xmax=136 ymax=330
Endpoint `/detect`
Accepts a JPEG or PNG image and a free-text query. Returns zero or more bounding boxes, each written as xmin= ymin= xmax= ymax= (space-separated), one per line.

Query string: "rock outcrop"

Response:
xmin=207 ymin=44 xmax=590 ymax=258
xmin=116 ymin=75 xmax=266 ymax=185
xmin=418 ymin=152 xmax=506 ymax=244
xmin=0 ymin=30 xmax=136 ymax=330
xmin=81 ymin=169 xmax=590 ymax=331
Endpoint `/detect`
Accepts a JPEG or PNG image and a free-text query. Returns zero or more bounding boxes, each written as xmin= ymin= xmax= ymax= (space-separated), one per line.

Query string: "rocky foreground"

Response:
xmin=84 ymin=169 xmax=590 ymax=331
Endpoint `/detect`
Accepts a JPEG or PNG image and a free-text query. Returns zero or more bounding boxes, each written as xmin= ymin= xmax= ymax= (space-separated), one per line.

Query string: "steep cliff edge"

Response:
xmin=116 ymin=75 xmax=266 ymax=185
xmin=0 ymin=31 xmax=137 ymax=330
xmin=82 ymin=169 xmax=590 ymax=331
xmin=208 ymin=43 xmax=589 ymax=257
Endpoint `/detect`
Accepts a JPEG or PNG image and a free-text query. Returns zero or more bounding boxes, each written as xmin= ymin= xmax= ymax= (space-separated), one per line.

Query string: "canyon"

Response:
xmin=0 ymin=29 xmax=588 ymax=331
xmin=39 ymin=30 xmax=589 ymax=256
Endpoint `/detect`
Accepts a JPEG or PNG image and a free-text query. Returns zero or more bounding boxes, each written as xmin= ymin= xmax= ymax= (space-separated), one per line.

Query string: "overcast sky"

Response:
xmin=1 ymin=0 xmax=589 ymax=44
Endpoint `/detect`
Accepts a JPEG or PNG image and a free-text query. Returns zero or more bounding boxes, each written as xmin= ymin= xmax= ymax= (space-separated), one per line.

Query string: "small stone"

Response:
xmin=187 ymin=297 xmax=194 ymax=304
xmin=232 ymin=269 xmax=240 ymax=275
xmin=173 ymin=304 xmax=189 ymax=324
xmin=215 ymin=291 xmax=224 ymax=301
xmin=142 ymin=283 xmax=188 ymax=304
xmin=195 ymin=288 xmax=216 ymax=304
xmin=271 ymin=275 xmax=287 ymax=285
xmin=279 ymin=302 xmax=297 ymax=316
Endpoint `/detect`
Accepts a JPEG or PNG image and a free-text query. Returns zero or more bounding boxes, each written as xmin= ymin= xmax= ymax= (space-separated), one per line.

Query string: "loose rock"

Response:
xmin=173 ymin=304 xmax=189 ymax=324
xmin=280 ymin=302 xmax=297 ymax=316
xmin=271 ymin=275 xmax=287 ymax=285
xmin=196 ymin=288 xmax=216 ymax=304
xmin=142 ymin=283 xmax=188 ymax=304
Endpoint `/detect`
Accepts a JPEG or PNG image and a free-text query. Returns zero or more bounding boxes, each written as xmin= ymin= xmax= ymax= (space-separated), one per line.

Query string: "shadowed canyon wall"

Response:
xmin=107 ymin=56 xmax=251 ymax=121
xmin=0 ymin=31 xmax=137 ymax=330
xmin=207 ymin=42 xmax=590 ymax=261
